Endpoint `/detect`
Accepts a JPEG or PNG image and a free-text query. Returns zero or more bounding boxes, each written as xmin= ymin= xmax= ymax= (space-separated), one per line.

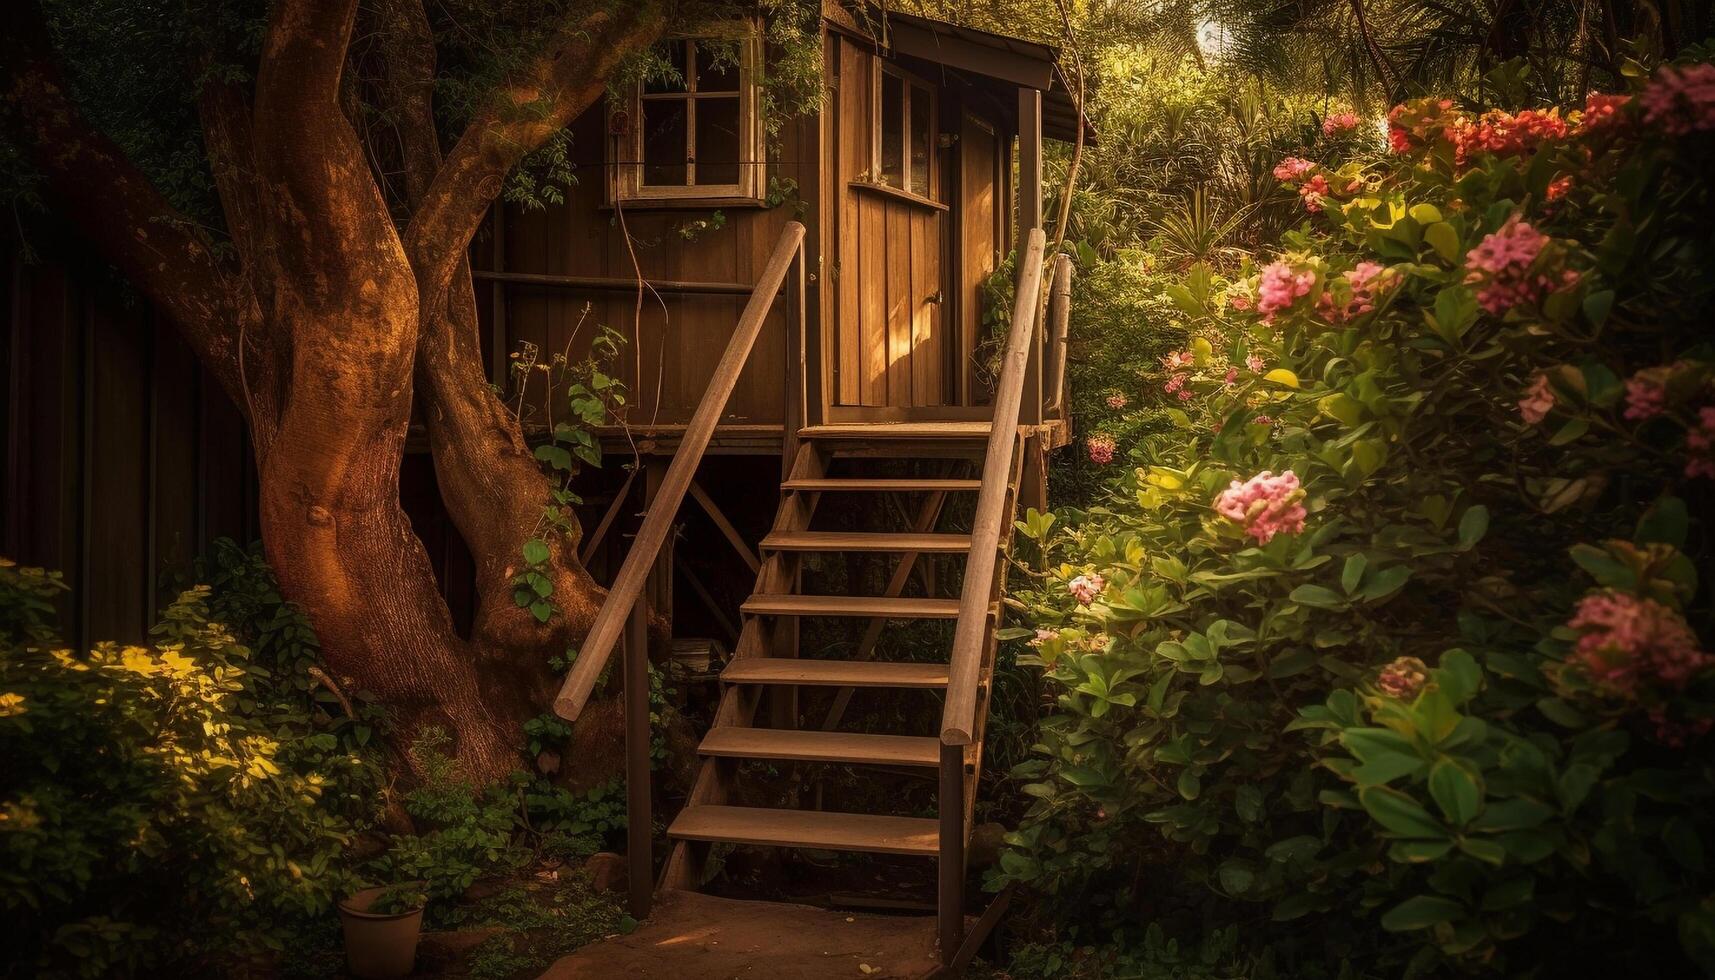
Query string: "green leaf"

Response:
xmin=522 ymin=538 xmax=551 ymax=565
xmin=529 ymin=600 xmax=554 ymax=623
xmin=1549 ymin=417 xmax=1589 ymax=445
xmin=1457 ymin=506 xmax=1489 ymax=549
xmin=1263 ymin=368 xmax=1300 ymax=389
xmin=1424 ymin=221 xmax=1460 ymax=262
xmin=1381 ymin=895 xmax=1465 ymax=932
xmin=1428 ymin=758 xmax=1482 ymax=826
xmin=1290 ymin=584 xmax=1347 ymax=609
xmin=1636 ymin=496 xmax=1689 ymax=549
xmin=1409 ymin=203 xmax=1444 ymax=225
xmin=1360 ymin=786 xmax=1449 ymax=839
xmin=1341 ymin=553 xmax=1369 ymax=595
xmin=1177 ymin=768 xmax=1201 ymax=800
xmin=1360 ymin=565 xmax=1412 ymax=601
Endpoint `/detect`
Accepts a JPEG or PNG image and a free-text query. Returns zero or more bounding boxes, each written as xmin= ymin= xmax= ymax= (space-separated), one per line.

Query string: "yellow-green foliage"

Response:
xmin=0 ymin=559 xmax=382 ymax=978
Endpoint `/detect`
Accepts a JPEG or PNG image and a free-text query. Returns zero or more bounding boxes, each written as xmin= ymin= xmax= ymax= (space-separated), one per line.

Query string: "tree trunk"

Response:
xmin=3 ymin=0 xmax=666 ymax=783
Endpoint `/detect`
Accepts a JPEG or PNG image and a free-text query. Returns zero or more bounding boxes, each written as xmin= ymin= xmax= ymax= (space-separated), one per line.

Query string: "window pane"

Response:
xmin=693 ymin=40 xmax=740 ymax=93
xmin=880 ymin=74 xmax=903 ymax=188
xmin=909 ymin=84 xmax=933 ymax=197
xmin=644 ymin=40 xmax=688 ymax=93
xmin=695 ymin=97 xmax=741 ymax=186
xmin=643 ymin=98 xmax=688 ymax=185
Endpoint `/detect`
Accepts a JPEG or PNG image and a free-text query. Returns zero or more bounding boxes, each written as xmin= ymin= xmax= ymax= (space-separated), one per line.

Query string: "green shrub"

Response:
xmin=999 ymin=65 xmax=1715 ymax=978
xmin=0 ymin=558 xmax=383 ymax=978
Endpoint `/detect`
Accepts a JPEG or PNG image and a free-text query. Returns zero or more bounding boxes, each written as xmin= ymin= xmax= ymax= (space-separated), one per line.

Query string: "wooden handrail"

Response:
xmin=553 ymin=221 xmax=806 ymax=721
xmin=1045 ymin=254 xmax=1074 ymax=415
xmin=940 ymin=227 xmax=1046 ymax=746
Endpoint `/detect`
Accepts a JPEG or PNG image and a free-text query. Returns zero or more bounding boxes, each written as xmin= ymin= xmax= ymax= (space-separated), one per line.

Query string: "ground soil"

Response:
xmin=536 ymin=889 xmax=947 ymax=979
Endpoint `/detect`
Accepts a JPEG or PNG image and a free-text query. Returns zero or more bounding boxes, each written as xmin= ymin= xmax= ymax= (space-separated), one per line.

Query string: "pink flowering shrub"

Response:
xmin=1005 ymin=63 xmax=1715 ymax=980
xmin=1641 ymin=63 xmax=1715 ymax=134
xmin=1255 ymin=258 xmax=1316 ymax=321
xmin=1212 ymin=470 xmax=1308 ymax=543
xmin=1086 ymin=433 xmax=1116 ymax=465
xmin=1564 ymin=590 xmax=1711 ymax=698
xmin=1322 ymin=111 xmax=1360 ymax=136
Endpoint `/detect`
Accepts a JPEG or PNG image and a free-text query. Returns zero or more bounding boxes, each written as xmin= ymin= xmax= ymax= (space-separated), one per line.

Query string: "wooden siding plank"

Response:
xmin=884 ymin=201 xmax=912 ymax=407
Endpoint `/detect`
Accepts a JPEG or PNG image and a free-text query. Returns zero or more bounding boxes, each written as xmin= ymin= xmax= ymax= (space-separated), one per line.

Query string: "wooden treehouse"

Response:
xmin=501 ymin=4 xmax=1088 ymax=972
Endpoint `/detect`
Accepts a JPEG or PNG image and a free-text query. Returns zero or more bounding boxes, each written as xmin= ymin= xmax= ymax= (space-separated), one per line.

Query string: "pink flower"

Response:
xmin=1376 ymin=657 xmax=1430 ymax=699
xmin=1518 ymin=373 xmax=1555 ymax=425
xmin=1446 ymin=108 xmax=1570 ymax=167
xmin=1256 ymin=260 xmax=1316 ymax=322
xmin=1223 ymin=367 xmax=1239 ymax=385
xmin=1623 ymin=367 xmax=1671 ymax=421
xmin=1641 ymin=63 xmax=1715 ymax=135
xmin=1546 ymin=175 xmax=1574 ymax=201
xmin=1068 ymin=573 xmax=1106 ymax=606
xmin=1246 ymin=353 xmax=1266 ymax=373
xmin=1106 ymin=392 xmax=1129 ymax=410
xmin=1567 ymin=591 xmax=1711 ymax=697
xmin=1464 ymin=216 xmax=1574 ymax=315
xmin=1029 ymin=628 xmax=1056 ymax=647
xmin=1229 ymin=292 xmax=1254 ymax=312
xmin=1299 ymin=173 xmax=1331 ymax=213
xmin=1687 ymin=406 xmax=1715 ymax=480
xmin=1580 ymin=92 xmax=1631 ymax=132
xmin=1163 ymin=372 xmax=1188 ymax=395
xmin=1160 ymin=350 xmax=1196 ymax=370
xmin=1176 ymin=388 xmax=1194 ymax=402
xmin=1322 ymin=112 xmax=1360 ymax=136
xmin=1213 ymin=470 xmax=1308 ymax=545
xmin=1087 ymin=434 xmax=1116 ymax=465
xmin=1317 ymin=261 xmax=1389 ymax=322
xmin=1250 ymin=415 xmax=1275 ymax=426
xmin=1272 ymin=157 xmax=1317 ymax=182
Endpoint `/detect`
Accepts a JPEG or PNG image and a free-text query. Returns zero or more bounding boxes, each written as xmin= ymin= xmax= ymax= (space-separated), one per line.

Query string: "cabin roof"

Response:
xmin=832 ymin=4 xmax=1095 ymax=144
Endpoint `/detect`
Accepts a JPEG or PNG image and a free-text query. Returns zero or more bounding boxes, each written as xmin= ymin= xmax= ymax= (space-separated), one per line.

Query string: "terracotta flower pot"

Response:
xmin=338 ymin=885 xmax=426 ymax=979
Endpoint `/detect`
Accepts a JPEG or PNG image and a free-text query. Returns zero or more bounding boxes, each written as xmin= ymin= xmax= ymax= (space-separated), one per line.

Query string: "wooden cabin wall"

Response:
xmin=3 ymin=236 xmax=478 ymax=645
xmin=481 ymin=97 xmax=820 ymax=433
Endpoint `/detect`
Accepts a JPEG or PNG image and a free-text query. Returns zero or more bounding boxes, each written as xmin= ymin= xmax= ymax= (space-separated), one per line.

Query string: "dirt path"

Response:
xmin=536 ymin=889 xmax=946 ymax=979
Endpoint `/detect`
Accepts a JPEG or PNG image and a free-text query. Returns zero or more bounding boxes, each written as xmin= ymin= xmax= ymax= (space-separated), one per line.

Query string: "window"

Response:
xmin=875 ymin=66 xmax=936 ymax=199
xmin=612 ymin=30 xmax=764 ymax=204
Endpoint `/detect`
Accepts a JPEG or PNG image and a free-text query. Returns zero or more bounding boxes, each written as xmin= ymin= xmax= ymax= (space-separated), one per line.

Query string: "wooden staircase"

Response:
xmin=659 ymin=428 xmax=1027 ymax=912
xmin=552 ymin=225 xmax=1068 ymax=971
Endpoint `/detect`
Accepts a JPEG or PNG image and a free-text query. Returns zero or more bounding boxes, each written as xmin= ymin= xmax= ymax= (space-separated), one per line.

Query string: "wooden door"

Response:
xmin=958 ymin=113 xmax=1001 ymax=405
xmin=832 ymin=48 xmax=949 ymax=414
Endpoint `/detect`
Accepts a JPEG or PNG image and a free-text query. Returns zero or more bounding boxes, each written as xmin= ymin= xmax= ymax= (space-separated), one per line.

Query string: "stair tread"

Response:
xmin=722 ymin=658 xmax=949 ymax=688
xmin=799 ymin=423 xmax=992 ymax=440
xmin=760 ymin=531 xmax=972 ymax=553
xmin=781 ymin=477 xmax=982 ymax=491
xmin=742 ymin=594 xmax=961 ymax=618
xmin=668 ymin=804 xmax=939 ymax=856
xmin=699 ymin=727 xmax=939 ymax=767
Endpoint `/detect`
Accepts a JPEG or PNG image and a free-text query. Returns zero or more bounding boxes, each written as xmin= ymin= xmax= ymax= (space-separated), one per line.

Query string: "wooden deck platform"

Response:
xmin=537 ymin=889 xmax=951 ymax=979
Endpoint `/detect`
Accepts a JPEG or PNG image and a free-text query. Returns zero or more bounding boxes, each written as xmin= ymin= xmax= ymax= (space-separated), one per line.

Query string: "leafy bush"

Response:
xmin=999 ymin=62 xmax=1715 ymax=978
xmin=0 ymin=558 xmax=383 ymax=978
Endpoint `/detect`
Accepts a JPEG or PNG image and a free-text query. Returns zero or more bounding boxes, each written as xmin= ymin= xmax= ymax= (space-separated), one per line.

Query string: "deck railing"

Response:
xmin=551 ymin=220 xmax=807 ymax=916
xmin=936 ymin=227 xmax=1047 ymax=957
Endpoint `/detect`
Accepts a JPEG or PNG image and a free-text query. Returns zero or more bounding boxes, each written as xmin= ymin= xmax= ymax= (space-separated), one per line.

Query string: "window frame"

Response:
xmin=871 ymin=61 xmax=939 ymax=202
xmin=610 ymin=25 xmax=765 ymax=205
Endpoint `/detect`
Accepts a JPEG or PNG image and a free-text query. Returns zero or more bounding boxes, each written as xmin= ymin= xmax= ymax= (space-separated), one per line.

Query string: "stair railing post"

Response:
xmin=624 ymin=596 xmax=653 ymax=919
xmin=938 ymin=742 xmax=966 ymax=962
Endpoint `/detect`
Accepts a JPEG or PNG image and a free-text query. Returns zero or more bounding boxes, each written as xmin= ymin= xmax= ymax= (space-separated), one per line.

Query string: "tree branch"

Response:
xmin=1 ymin=9 xmax=248 ymax=402
xmin=403 ymin=4 xmax=665 ymax=320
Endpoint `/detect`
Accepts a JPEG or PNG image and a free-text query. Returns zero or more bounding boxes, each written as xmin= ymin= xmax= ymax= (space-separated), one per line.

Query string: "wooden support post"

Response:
xmin=1017 ymin=89 xmax=1044 ymax=426
xmin=938 ymin=741 xmax=966 ymax=963
xmin=624 ymin=599 xmax=652 ymax=919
